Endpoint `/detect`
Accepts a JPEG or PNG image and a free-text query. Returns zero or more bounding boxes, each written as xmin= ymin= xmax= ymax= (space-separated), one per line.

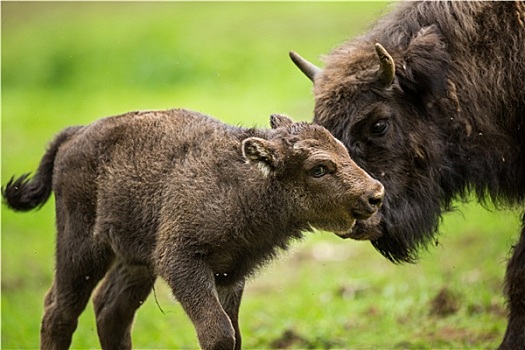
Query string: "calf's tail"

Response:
xmin=2 ymin=126 xmax=82 ymax=212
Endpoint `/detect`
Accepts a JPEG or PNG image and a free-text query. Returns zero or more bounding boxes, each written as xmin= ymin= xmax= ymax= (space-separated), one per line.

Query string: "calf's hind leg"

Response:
xmin=93 ymin=262 xmax=155 ymax=349
xmin=41 ymin=231 xmax=113 ymax=350
xmin=499 ymin=222 xmax=525 ymax=349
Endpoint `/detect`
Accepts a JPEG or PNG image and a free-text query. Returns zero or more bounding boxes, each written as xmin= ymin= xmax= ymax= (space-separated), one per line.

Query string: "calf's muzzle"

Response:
xmin=353 ymin=181 xmax=384 ymax=220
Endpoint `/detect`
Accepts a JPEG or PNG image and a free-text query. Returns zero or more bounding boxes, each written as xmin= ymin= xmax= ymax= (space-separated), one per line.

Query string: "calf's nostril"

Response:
xmin=369 ymin=182 xmax=385 ymax=208
xmin=352 ymin=190 xmax=384 ymax=220
xmin=369 ymin=195 xmax=383 ymax=208
xmin=366 ymin=184 xmax=384 ymax=212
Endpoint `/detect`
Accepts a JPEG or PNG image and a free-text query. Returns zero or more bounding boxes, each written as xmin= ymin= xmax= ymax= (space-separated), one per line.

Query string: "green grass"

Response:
xmin=1 ymin=2 xmax=519 ymax=349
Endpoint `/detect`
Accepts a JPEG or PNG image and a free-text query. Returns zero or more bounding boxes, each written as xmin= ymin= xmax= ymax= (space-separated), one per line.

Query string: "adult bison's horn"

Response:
xmin=375 ymin=43 xmax=395 ymax=86
xmin=289 ymin=51 xmax=321 ymax=82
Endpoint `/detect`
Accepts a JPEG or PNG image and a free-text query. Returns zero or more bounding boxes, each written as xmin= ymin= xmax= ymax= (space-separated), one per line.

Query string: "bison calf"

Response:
xmin=3 ymin=109 xmax=383 ymax=350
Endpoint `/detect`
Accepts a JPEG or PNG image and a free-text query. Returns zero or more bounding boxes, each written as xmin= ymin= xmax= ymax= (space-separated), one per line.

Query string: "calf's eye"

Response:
xmin=371 ymin=120 xmax=389 ymax=136
xmin=310 ymin=165 xmax=327 ymax=178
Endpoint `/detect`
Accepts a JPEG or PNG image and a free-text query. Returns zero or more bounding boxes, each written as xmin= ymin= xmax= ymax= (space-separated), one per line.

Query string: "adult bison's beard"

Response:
xmin=345 ymin=190 xmax=444 ymax=264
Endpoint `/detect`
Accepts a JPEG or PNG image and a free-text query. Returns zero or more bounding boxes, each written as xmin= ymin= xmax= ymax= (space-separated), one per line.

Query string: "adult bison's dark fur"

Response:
xmin=2 ymin=109 xmax=383 ymax=350
xmin=291 ymin=1 xmax=525 ymax=348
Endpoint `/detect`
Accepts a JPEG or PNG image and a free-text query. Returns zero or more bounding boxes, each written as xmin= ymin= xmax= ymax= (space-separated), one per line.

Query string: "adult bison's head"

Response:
xmin=291 ymin=26 xmax=456 ymax=263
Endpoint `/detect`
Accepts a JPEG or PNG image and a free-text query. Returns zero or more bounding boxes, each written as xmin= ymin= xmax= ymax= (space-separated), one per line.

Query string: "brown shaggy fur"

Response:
xmin=291 ymin=1 xmax=525 ymax=348
xmin=2 ymin=109 xmax=383 ymax=350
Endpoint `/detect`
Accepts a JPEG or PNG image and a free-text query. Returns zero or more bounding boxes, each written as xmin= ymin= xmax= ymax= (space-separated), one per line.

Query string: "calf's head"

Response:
xmin=243 ymin=114 xmax=384 ymax=237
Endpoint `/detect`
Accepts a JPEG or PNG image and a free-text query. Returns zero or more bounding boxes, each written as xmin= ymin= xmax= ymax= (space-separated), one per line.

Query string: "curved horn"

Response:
xmin=374 ymin=43 xmax=395 ymax=86
xmin=289 ymin=51 xmax=321 ymax=82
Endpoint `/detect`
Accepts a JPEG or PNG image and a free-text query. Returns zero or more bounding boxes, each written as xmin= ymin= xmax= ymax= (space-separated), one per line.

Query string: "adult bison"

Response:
xmin=290 ymin=1 xmax=525 ymax=349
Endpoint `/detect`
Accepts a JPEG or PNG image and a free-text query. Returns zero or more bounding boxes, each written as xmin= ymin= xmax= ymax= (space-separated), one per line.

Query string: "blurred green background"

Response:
xmin=1 ymin=2 xmax=520 ymax=349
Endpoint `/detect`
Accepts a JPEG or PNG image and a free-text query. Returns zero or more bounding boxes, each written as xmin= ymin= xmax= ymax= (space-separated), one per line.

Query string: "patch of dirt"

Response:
xmin=270 ymin=328 xmax=341 ymax=349
xmin=429 ymin=287 xmax=460 ymax=317
xmin=270 ymin=329 xmax=309 ymax=349
xmin=468 ymin=300 xmax=507 ymax=318
xmin=421 ymin=325 xmax=501 ymax=345
xmin=335 ymin=283 xmax=370 ymax=300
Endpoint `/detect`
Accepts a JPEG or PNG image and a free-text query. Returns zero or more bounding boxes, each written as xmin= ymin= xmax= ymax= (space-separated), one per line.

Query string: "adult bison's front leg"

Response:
xmin=500 ymin=223 xmax=525 ymax=349
xmin=158 ymin=253 xmax=235 ymax=350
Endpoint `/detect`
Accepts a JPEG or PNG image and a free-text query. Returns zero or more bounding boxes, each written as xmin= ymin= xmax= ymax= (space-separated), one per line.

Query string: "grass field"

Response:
xmin=1 ymin=2 xmax=521 ymax=349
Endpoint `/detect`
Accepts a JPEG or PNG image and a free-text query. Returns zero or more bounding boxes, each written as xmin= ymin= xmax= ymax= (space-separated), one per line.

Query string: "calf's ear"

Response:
xmin=270 ymin=114 xmax=294 ymax=129
xmin=242 ymin=137 xmax=281 ymax=176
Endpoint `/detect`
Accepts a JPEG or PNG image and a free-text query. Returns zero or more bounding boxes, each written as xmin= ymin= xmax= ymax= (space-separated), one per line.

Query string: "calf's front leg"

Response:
xmin=217 ymin=279 xmax=245 ymax=350
xmin=158 ymin=253 xmax=236 ymax=350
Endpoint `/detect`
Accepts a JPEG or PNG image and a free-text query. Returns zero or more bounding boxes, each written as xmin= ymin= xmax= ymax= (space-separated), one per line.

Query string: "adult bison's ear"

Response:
xmin=398 ymin=25 xmax=450 ymax=102
xmin=242 ymin=137 xmax=282 ymax=177
xmin=270 ymin=114 xmax=294 ymax=129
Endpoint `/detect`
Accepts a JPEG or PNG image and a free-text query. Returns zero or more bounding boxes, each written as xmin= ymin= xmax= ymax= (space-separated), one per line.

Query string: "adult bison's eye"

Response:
xmin=370 ymin=120 xmax=389 ymax=136
xmin=310 ymin=165 xmax=327 ymax=178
